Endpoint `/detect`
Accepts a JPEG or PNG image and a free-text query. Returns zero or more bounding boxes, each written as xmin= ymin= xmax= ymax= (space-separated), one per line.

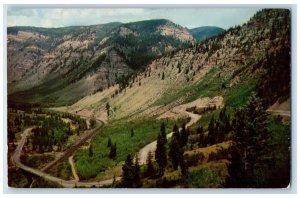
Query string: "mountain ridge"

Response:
xmin=8 ymin=19 xmax=197 ymax=106
xmin=189 ymin=26 xmax=225 ymax=42
xmin=53 ymin=9 xmax=290 ymax=121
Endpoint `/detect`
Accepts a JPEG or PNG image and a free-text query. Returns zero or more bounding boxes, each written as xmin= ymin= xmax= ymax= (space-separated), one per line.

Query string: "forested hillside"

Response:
xmin=8 ymin=19 xmax=194 ymax=106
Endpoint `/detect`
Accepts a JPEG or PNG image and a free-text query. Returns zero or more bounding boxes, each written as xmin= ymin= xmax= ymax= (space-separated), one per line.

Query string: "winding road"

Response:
xmin=41 ymin=119 xmax=103 ymax=172
xmin=11 ymin=105 xmax=201 ymax=187
xmin=11 ymin=118 xmax=121 ymax=188
xmin=137 ymin=105 xmax=201 ymax=165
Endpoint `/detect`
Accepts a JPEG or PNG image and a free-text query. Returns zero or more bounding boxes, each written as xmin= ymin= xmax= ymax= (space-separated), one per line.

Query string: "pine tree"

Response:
xmin=88 ymin=144 xmax=93 ymax=157
xmin=146 ymin=151 xmax=155 ymax=177
xmin=155 ymin=133 xmax=167 ymax=174
xmin=160 ymin=122 xmax=167 ymax=144
xmin=226 ymin=94 xmax=272 ymax=187
xmin=180 ymin=159 xmax=188 ymax=176
xmin=133 ymin=155 xmax=142 ymax=187
xmin=169 ymin=136 xmax=183 ymax=170
xmin=109 ymin=143 xmax=117 ymax=159
xmin=208 ymin=116 xmax=215 ymax=145
xmin=219 ymin=106 xmax=231 ymax=135
xmin=121 ymin=154 xmax=134 ymax=187
xmin=180 ymin=123 xmax=188 ymax=147
xmin=197 ymin=126 xmax=206 ymax=147
xmin=106 ymin=102 xmax=111 ymax=116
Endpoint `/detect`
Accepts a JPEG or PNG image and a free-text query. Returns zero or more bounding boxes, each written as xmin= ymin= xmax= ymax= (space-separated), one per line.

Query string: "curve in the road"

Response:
xmin=11 ymin=106 xmax=201 ymax=187
xmin=137 ymin=106 xmax=201 ymax=165
xmin=11 ymin=118 xmax=121 ymax=188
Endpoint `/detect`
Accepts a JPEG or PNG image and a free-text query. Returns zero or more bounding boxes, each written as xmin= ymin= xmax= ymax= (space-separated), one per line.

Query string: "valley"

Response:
xmin=7 ymin=9 xmax=291 ymax=188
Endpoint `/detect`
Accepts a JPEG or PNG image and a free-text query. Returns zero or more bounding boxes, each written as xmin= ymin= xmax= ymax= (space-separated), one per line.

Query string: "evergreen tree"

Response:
xmin=155 ymin=133 xmax=167 ymax=173
xmin=121 ymin=154 xmax=134 ymax=187
xmin=90 ymin=117 xmax=96 ymax=128
xmin=88 ymin=144 xmax=93 ymax=157
xmin=133 ymin=155 xmax=142 ymax=187
xmin=197 ymin=126 xmax=206 ymax=147
xmin=160 ymin=122 xmax=167 ymax=143
xmin=180 ymin=159 xmax=188 ymax=176
xmin=180 ymin=123 xmax=188 ymax=147
xmin=106 ymin=102 xmax=110 ymax=116
xmin=219 ymin=106 xmax=231 ymax=135
xmin=173 ymin=124 xmax=179 ymax=133
xmin=109 ymin=143 xmax=117 ymax=159
xmin=208 ymin=116 xmax=215 ymax=145
xmin=226 ymin=94 xmax=271 ymax=187
xmin=214 ymin=121 xmax=223 ymax=143
xmin=146 ymin=151 xmax=155 ymax=177
xmin=169 ymin=136 xmax=183 ymax=170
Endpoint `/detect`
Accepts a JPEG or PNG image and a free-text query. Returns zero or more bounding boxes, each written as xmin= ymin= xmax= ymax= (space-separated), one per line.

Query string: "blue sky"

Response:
xmin=7 ymin=8 xmax=261 ymax=29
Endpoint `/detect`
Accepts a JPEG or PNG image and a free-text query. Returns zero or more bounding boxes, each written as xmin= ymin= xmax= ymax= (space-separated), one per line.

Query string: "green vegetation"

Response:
xmin=74 ymin=117 xmax=185 ymax=180
xmin=8 ymin=9 xmax=291 ymax=188
xmin=120 ymin=154 xmax=142 ymax=188
xmin=154 ymin=63 xmax=258 ymax=110
xmin=224 ymin=80 xmax=257 ymax=108
xmin=189 ymin=26 xmax=225 ymax=43
xmin=155 ymin=122 xmax=168 ymax=173
xmin=8 ymin=170 xmax=31 ymax=188
xmin=102 ymin=19 xmax=192 ymax=70
xmin=21 ymin=154 xmax=55 ymax=169
xmin=31 ymin=177 xmax=63 ymax=188
xmin=49 ymin=160 xmax=73 ymax=180
xmin=226 ymin=95 xmax=290 ymax=187
xmin=30 ymin=116 xmax=70 ymax=152
xmin=186 ymin=168 xmax=225 ymax=188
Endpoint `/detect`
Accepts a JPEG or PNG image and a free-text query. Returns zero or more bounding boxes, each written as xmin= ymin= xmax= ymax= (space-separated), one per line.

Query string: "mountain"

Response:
xmin=8 ymin=9 xmax=291 ymax=188
xmin=189 ymin=26 xmax=225 ymax=42
xmin=7 ymin=19 xmax=195 ymax=106
xmin=56 ymin=9 xmax=290 ymax=121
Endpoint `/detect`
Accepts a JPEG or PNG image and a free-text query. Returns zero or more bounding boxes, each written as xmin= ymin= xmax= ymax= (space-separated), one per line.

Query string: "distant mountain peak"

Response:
xmin=189 ymin=26 xmax=225 ymax=42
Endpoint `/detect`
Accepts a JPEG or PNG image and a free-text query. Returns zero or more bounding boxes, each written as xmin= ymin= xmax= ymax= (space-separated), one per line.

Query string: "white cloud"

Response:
xmin=7 ymin=8 xmax=261 ymax=29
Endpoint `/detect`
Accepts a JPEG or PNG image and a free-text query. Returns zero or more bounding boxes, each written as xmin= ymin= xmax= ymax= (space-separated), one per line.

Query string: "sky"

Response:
xmin=7 ymin=7 xmax=262 ymax=30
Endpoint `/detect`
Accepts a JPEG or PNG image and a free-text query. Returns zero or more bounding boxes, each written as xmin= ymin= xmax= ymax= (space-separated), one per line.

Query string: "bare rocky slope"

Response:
xmin=55 ymin=9 xmax=290 ymax=121
xmin=8 ymin=19 xmax=196 ymax=106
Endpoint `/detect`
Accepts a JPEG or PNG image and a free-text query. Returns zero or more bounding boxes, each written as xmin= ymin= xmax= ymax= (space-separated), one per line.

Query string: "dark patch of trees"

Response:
xmin=256 ymin=46 xmax=290 ymax=108
xmin=145 ymin=151 xmax=155 ymax=177
xmin=30 ymin=115 xmax=70 ymax=152
xmin=226 ymin=94 xmax=275 ymax=187
xmin=121 ymin=154 xmax=141 ymax=187
xmin=155 ymin=123 xmax=167 ymax=174
xmin=169 ymin=123 xmax=189 ymax=175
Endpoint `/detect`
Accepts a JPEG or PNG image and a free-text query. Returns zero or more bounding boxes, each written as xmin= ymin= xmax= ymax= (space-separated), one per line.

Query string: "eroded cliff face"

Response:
xmin=63 ymin=9 xmax=290 ymax=120
xmin=7 ymin=19 xmax=196 ymax=105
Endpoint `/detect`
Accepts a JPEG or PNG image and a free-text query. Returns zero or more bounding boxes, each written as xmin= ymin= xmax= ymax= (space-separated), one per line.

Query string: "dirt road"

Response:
xmin=11 ymin=104 xmax=201 ymax=186
xmin=136 ymin=105 xmax=201 ymax=165
xmin=11 ymin=121 xmax=121 ymax=188
xmin=41 ymin=119 xmax=103 ymax=172
xmin=266 ymin=109 xmax=291 ymax=117
xmin=11 ymin=127 xmax=34 ymax=168
xmin=68 ymin=155 xmax=79 ymax=181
